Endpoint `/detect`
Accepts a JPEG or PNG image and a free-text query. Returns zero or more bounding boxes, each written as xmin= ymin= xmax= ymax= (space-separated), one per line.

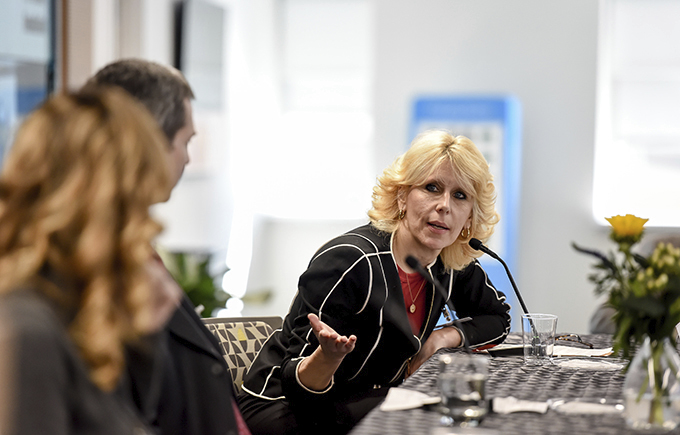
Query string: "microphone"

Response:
xmin=469 ymin=238 xmax=499 ymax=260
xmin=468 ymin=238 xmax=529 ymax=316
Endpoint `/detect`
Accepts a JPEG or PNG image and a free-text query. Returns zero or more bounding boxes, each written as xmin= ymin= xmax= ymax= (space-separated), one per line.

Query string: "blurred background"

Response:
xmin=2 ymin=0 xmax=680 ymax=333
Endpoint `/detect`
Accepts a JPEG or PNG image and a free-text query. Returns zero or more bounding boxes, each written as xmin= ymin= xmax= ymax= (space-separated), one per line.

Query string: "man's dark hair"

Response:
xmin=85 ymin=58 xmax=195 ymax=143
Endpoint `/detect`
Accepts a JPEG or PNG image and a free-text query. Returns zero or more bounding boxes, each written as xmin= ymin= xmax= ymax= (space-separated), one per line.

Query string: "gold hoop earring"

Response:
xmin=460 ymin=227 xmax=471 ymax=239
xmin=398 ymin=209 xmax=406 ymax=220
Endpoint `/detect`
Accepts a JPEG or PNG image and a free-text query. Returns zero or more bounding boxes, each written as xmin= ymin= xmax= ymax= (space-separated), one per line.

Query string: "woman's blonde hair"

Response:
xmin=368 ymin=130 xmax=499 ymax=270
xmin=0 ymin=88 xmax=170 ymax=391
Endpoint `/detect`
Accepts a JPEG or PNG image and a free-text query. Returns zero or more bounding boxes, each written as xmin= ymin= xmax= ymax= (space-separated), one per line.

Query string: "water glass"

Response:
xmin=437 ymin=353 xmax=489 ymax=427
xmin=521 ymin=313 xmax=558 ymax=365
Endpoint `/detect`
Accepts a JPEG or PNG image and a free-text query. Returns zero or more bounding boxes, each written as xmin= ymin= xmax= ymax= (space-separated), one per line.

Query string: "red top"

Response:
xmin=398 ymin=265 xmax=428 ymax=336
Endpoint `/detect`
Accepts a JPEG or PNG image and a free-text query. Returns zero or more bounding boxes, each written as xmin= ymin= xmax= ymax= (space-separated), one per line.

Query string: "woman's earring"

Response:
xmin=398 ymin=209 xmax=406 ymax=220
xmin=460 ymin=227 xmax=471 ymax=239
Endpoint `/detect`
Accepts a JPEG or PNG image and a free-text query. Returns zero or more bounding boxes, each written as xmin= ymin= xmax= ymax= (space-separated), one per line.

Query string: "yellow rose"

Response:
xmin=605 ymin=214 xmax=648 ymax=237
xmin=605 ymin=214 xmax=649 ymax=247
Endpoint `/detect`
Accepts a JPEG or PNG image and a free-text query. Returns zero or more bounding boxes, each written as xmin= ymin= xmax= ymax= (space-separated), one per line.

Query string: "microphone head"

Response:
xmin=405 ymin=255 xmax=421 ymax=270
xmin=469 ymin=238 xmax=483 ymax=251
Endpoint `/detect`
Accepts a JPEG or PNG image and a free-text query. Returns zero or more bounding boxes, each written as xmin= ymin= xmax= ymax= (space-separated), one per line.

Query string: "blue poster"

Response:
xmin=411 ymin=96 xmax=523 ymax=330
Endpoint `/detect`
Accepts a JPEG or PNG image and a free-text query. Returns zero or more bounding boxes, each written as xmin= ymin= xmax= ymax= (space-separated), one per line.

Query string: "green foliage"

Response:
xmin=157 ymin=248 xmax=274 ymax=317
xmin=574 ymin=228 xmax=680 ymax=362
xmin=158 ymin=250 xmax=228 ymax=317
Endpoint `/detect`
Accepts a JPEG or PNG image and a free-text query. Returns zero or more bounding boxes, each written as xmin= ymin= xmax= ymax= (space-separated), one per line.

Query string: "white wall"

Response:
xmin=241 ymin=0 xmax=614 ymax=332
xmin=65 ymin=0 xmax=235 ymax=265
xmin=373 ymin=0 xmax=607 ymax=333
xmin=243 ymin=218 xmax=366 ymax=317
xmin=223 ymin=0 xmax=376 ymax=317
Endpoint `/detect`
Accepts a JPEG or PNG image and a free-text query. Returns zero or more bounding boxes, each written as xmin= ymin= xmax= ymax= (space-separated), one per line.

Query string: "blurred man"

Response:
xmin=86 ymin=59 xmax=250 ymax=435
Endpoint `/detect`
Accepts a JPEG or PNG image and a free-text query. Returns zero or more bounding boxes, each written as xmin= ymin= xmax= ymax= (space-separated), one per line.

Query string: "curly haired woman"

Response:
xmin=0 ymin=88 xmax=181 ymax=435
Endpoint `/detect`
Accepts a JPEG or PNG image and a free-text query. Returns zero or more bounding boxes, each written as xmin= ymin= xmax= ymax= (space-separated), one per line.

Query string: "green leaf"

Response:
xmin=161 ymin=251 xmax=228 ymax=318
xmin=572 ymin=242 xmax=617 ymax=271
xmin=619 ymin=296 xmax=665 ymax=317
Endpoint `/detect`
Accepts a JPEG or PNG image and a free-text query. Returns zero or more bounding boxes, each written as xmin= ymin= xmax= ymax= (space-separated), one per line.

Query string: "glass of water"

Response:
xmin=521 ymin=313 xmax=558 ymax=366
xmin=437 ymin=353 xmax=489 ymax=427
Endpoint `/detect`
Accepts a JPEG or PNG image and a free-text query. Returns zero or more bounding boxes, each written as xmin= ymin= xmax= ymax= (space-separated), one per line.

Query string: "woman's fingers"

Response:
xmin=308 ymin=313 xmax=326 ymax=333
xmin=344 ymin=335 xmax=357 ymax=352
xmin=309 ymin=313 xmax=338 ymax=338
xmin=308 ymin=313 xmax=356 ymax=356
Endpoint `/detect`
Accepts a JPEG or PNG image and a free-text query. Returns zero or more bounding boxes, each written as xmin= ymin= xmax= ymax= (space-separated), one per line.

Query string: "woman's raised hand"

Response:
xmin=296 ymin=314 xmax=357 ymax=391
xmin=308 ymin=313 xmax=357 ymax=360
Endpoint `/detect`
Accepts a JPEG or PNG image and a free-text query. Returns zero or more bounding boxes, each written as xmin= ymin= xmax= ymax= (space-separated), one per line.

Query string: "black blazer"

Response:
xmin=131 ymin=296 xmax=240 ymax=435
xmin=242 ymin=224 xmax=511 ymax=404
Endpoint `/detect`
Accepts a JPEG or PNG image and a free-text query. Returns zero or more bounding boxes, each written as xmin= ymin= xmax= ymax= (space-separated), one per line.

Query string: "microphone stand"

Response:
xmin=405 ymin=255 xmax=472 ymax=355
xmin=468 ymin=238 xmax=538 ymax=340
xmin=468 ymin=238 xmax=529 ymax=315
xmin=404 ymin=256 xmax=482 ymax=386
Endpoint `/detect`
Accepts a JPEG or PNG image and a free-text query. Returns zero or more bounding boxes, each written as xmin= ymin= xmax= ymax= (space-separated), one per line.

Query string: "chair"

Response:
xmin=202 ymin=316 xmax=283 ymax=393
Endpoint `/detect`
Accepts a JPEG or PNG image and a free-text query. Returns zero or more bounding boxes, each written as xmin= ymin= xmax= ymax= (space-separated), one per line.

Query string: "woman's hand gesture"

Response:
xmin=308 ymin=313 xmax=357 ymax=361
xmin=297 ymin=313 xmax=357 ymax=391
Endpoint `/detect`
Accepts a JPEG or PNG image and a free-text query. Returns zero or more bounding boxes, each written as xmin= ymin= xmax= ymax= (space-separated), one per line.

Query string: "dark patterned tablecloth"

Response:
xmin=349 ymin=334 xmax=680 ymax=435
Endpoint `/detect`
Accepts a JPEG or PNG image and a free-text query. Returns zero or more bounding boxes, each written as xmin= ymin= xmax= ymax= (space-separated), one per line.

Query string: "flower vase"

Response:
xmin=623 ymin=336 xmax=680 ymax=430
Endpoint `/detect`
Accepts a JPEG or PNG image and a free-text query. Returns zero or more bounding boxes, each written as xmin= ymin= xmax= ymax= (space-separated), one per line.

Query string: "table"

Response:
xmin=348 ymin=334 xmax=678 ymax=435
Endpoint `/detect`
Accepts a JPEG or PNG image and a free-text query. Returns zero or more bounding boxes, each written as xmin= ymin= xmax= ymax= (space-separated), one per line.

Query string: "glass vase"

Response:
xmin=623 ymin=336 xmax=680 ymax=430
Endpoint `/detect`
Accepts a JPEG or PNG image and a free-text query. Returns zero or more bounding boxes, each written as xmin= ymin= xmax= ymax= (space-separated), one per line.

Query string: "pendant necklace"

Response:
xmin=406 ymin=274 xmax=426 ymax=314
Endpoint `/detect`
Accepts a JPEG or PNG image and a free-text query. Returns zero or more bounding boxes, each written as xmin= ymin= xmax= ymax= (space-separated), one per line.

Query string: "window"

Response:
xmin=593 ymin=0 xmax=680 ymax=227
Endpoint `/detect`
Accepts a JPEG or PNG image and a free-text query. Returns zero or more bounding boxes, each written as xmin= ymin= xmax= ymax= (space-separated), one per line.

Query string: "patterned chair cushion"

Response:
xmin=205 ymin=320 xmax=274 ymax=393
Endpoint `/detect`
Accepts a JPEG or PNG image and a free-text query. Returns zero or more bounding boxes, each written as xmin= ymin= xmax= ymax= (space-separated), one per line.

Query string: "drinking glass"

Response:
xmin=437 ymin=353 xmax=489 ymax=427
xmin=521 ymin=313 xmax=558 ymax=365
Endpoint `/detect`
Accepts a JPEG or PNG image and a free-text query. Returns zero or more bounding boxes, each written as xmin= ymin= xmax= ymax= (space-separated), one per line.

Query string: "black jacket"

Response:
xmin=241 ymin=224 xmax=510 ymax=404
xmin=129 ymin=295 xmax=241 ymax=435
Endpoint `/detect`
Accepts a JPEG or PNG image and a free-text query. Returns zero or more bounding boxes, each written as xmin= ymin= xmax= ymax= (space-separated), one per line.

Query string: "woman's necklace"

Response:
xmin=406 ymin=274 xmax=426 ymax=314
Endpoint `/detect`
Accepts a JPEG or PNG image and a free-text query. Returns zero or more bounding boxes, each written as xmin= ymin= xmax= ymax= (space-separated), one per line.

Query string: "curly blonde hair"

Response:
xmin=0 ymin=89 xmax=170 ymax=391
xmin=368 ymin=130 xmax=499 ymax=271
